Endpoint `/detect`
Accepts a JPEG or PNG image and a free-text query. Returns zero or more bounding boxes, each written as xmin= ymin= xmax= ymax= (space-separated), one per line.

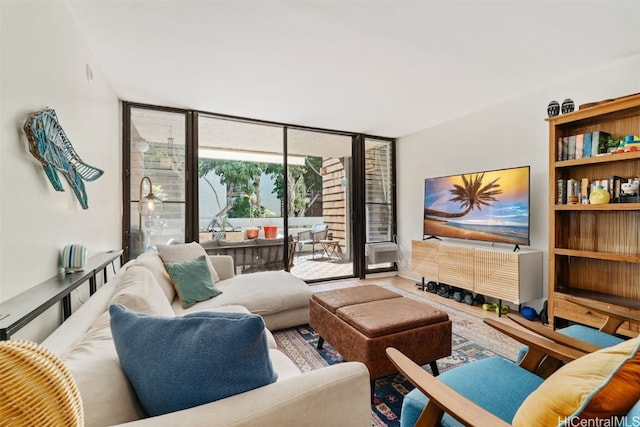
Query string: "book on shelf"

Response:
xmin=583 ymin=132 xmax=592 ymax=158
xmin=591 ymin=131 xmax=611 ymax=156
xmin=575 ymin=134 xmax=584 ymax=159
xmin=556 ymin=179 xmax=566 ymax=204
xmin=567 ymin=135 xmax=576 ymax=160
xmin=609 ymin=175 xmax=623 ymax=202
xmin=581 ymin=178 xmax=589 ymax=204
xmin=562 ymin=136 xmax=569 ymax=160
xmin=557 ymin=137 xmax=563 ymax=161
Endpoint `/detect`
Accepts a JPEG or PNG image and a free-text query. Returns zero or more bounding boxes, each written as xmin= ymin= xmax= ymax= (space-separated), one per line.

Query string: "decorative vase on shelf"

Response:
xmin=561 ymin=98 xmax=575 ymax=114
xmin=589 ymin=187 xmax=610 ymax=205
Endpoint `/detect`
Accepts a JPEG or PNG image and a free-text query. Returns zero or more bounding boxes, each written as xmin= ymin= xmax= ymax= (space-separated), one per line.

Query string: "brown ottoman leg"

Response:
xmin=317 ymin=337 xmax=324 ymax=349
xmin=430 ymin=361 xmax=440 ymax=376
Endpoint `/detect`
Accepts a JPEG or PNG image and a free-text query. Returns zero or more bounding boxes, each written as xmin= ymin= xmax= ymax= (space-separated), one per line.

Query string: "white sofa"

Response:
xmin=41 ymin=251 xmax=371 ymax=427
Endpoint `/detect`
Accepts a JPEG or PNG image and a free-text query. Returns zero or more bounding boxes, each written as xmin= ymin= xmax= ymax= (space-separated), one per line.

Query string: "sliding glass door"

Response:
xmin=196 ymin=115 xmax=288 ymax=274
xmin=195 ymin=116 xmax=354 ymax=281
xmin=287 ymin=129 xmax=354 ymax=281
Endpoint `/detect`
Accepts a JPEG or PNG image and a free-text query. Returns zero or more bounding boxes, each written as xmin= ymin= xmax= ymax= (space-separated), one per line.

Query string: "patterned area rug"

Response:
xmin=272 ymin=286 xmax=522 ymax=427
xmin=383 ymin=285 xmax=520 ymax=362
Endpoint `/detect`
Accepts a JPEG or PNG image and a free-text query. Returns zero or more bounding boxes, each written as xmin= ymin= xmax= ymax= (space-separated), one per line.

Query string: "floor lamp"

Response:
xmin=138 ymin=176 xmax=163 ymax=252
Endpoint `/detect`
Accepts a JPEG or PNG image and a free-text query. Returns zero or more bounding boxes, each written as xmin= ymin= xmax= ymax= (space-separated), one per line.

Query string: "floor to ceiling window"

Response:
xmin=364 ymin=138 xmax=397 ymax=271
xmin=124 ymin=106 xmax=189 ymax=260
xmin=123 ymin=102 xmax=395 ymax=281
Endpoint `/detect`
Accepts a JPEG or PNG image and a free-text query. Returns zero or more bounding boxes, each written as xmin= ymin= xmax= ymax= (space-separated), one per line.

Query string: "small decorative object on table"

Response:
xmin=547 ymin=100 xmax=560 ymax=117
xmin=263 ymin=226 xmax=278 ymax=239
xmin=61 ymin=244 xmax=87 ymax=274
xmin=246 ymin=227 xmax=259 ymax=239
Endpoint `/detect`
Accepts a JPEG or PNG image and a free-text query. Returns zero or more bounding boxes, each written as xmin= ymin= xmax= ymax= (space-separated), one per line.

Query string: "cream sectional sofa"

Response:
xmin=41 ymin=249 xmax=371 ymax=427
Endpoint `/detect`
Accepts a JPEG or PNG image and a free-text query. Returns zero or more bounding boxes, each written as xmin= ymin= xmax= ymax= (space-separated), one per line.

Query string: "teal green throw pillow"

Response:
xmin=163 ymin=255 xmax=222 ymax=308
xmin=109 ymin=304 xmax=278 ymax=417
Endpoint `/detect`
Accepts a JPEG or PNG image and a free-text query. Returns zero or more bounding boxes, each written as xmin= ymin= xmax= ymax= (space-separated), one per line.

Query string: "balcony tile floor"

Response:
xmin=290 ymin=253 xmax=354 ymax=281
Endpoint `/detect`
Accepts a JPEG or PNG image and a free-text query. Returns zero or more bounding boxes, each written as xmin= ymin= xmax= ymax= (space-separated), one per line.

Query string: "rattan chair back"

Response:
xmin=0 ymin=340 xmax=84 ymax=426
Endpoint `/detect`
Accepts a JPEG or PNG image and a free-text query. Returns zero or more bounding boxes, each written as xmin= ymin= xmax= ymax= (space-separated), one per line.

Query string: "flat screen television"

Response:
xmin=423 ymin=165 xmax=530 ymax=246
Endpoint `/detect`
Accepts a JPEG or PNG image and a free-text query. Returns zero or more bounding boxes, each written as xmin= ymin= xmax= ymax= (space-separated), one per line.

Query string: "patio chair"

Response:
xmin=386 ymin=318 xmax=640 ymax=427
xmin=296 ymin=224 xmax=328 ymax=259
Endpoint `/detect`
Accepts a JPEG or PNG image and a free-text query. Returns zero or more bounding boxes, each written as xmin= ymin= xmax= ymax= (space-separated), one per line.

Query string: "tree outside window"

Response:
xmin=198 ymin=156 xmax=322 ymax=227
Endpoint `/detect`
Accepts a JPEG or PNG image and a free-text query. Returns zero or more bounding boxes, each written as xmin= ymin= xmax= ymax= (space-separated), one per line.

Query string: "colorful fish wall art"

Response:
xmin=23 ymin=108 xmax=104 ymax=209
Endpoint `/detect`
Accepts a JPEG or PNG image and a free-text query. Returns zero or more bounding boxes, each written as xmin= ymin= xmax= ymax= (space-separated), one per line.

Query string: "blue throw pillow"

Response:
xmin=163 ymin=255 xmax=222 ymax=308
xmin=109 ymin=304 xmax=277 ymax=417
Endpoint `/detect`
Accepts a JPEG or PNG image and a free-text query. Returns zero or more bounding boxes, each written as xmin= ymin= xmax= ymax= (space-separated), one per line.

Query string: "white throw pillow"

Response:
xmin=133 ymin=252 xmax=177 ymax=302
xmin=110 ymin=264 xmax=175 ymax=316
xmin=156 ymin=242 xmax=221 ymax=283
xmin=62 ymin=331 xmax=146 ymax=426
xmin=60 ymin=266 xmax=175 ymax=426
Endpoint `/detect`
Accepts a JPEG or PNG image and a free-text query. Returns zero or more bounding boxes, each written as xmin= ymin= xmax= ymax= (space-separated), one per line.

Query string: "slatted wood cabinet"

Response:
xmin=412 ymin=240 xmax=542 ymax=305
xmin=548 ymin=94 xmax=640 ymax=336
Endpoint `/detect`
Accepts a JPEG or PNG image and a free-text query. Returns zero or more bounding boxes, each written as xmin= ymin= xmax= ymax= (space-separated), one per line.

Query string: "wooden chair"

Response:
xmin=510 ymin=295 xmax=640 ymax=370
xmin=386 ymin=319 xmax=584 ymax=427
xmin=508 ymin=296 xmax=640 ymax=352
xmin=386 ymin=318 xmax=640 ymax=427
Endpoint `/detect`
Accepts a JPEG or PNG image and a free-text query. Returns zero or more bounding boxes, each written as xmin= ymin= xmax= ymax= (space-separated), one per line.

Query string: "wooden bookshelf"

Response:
xmin=548 ymin=93 xmax=640 ymax=337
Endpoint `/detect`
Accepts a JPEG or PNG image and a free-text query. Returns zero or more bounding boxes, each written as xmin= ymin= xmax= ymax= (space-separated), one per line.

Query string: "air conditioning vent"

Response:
xmin=367 ymin=242 xmax=398 ymax=264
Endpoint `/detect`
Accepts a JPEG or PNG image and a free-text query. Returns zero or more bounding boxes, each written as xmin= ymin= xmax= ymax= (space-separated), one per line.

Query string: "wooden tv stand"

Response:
xmin=411 ymin=240 xmax=542 ymax=306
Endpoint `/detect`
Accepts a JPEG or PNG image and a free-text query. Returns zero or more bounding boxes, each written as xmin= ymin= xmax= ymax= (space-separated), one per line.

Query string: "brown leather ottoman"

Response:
xmin=309 ymin=285 xmax=452 ymax=385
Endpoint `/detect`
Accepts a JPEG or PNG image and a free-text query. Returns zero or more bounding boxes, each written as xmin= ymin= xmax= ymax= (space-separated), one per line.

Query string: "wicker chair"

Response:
xmin=0 ymin=340 xmax=84 ymax=426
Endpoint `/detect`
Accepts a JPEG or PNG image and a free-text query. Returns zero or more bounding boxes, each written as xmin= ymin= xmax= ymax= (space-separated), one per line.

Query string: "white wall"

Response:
xmin=396 ymin=54 xmax=640 ymax=307
xmin=0 ymin=0 xmax=121 ymax=314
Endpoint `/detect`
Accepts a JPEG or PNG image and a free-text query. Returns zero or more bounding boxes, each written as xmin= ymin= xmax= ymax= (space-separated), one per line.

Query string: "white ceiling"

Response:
xmin=65 ymin=0 xmax=640 ymax=138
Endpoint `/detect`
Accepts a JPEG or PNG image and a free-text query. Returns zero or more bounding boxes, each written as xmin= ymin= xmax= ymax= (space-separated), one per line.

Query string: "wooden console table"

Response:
xmin=0 ymin=250 xmax=123 ymax=340
xmin=412 ymin=240 xmax=542 ymax=306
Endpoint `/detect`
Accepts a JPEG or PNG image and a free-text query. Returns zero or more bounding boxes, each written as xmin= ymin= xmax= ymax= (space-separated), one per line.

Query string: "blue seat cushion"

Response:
xmin=623 ymin=399 xmax=640 ymax=426
xmin=559 ymin=324 xmax=625 ymax=347
xmin=400 ymin=357 xmax=543 ymax=427
xmin=516 ymin=324 xmax=626 ymax=364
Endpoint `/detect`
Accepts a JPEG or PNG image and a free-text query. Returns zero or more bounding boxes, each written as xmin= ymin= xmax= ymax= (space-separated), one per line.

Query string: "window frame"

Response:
xmin=122 ymin=101 xmax=396 ymax=278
